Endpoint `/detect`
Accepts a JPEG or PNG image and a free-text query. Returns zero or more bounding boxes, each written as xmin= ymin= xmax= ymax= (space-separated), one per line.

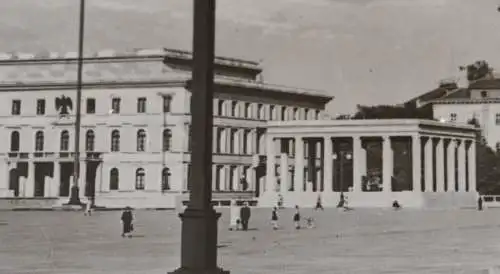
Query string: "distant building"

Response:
xmin=408 ymin=78 xmax=500 ymax=150
xmin=0 ymin=48 xmax=332 ymax=209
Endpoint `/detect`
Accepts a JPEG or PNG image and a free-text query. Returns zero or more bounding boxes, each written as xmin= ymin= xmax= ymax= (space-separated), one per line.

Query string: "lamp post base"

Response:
xmin=168 ymin=208 xmax=229 ymax=274
xmin=168 ymin=267 xmax=229 ymax=274
xmin=65 ymin=185 xmax=82 ymax=205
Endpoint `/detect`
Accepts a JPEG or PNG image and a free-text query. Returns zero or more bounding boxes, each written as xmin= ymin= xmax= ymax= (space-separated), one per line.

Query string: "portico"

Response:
xmin=259 ymin=119 xmax=479 ymax=209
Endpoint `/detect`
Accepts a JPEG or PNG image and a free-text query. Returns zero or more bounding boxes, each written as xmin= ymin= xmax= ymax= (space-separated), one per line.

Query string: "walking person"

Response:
xmin=271 ymin=207 xmax=279 ymax=230
xmin=293 ymin=205 xmax=301 ymax=230
xmin=240 ymin=202 xmax=251 ymax=231
xmin=84 ymin=198 xmax=92 ymax=216
xmin=314 ymin=195 xmax=324 ymax=211
xmin=121 ymin=206 xmax=134 ymax=238
xmin=229 ymin=200 xmax=241 ymax=231
xmin=477 ymin=196 xmax=483 ymax=211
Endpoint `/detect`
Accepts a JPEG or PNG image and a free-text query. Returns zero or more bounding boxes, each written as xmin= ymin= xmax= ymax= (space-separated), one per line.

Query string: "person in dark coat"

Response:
xmin=315 ymin=195 xmax=324 ymax=211
xmin=121 ymin=206 xmax=133 ymax=238
xmin=240 ymin=202 xmax=251 ymax=231
xmin=293 ymin=205 xmax=301 ymax=230
xmin=271 ymin=207 xmax=279 ymax=230
xmin=477 ymin=196 xmax=483 ymax=211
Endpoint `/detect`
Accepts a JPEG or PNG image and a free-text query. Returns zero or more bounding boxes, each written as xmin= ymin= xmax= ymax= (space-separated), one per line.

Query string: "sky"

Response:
xmin=1 ymin=0 xmax=500 ymax=114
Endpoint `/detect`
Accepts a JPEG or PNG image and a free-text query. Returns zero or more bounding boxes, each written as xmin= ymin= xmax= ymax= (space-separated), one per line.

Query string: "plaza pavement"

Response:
xmin=1 ymin=207 xmax=500 ymax=274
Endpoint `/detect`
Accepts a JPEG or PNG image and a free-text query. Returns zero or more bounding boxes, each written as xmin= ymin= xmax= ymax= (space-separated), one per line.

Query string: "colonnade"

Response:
xmin=263 ymin=135 xmax=476 ymax=195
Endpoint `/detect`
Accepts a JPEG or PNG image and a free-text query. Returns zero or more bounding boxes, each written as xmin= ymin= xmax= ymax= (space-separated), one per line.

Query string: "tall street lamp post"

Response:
xmin=333 ymin=151 xmax=352 ymax=204
xmin=169 ymin=0 xmax=228 ymax=273
xmin=67 ymin=0 xmax=86 ymax=206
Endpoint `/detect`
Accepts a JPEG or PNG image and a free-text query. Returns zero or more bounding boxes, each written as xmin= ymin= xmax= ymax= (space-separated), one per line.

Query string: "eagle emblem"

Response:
xmin=55 ymin=95 xmax=73 ymax=115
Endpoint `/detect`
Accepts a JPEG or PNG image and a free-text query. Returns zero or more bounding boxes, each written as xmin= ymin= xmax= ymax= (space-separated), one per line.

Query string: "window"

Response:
xmin=257 ymin=104 xmax=264 ymax=119
xmin=111 ymin=130 xmax=120 ymax=152
xmin=35 ymin=131 xmax=44 ymax=151
xmin=163 ymin=129 xmax=172 ymax=152
xmin=86 ymin=98 xmax=96 ymax=114
xmin=137 ymin=129 xmax=147 ymax=152
xmin=187 ymin=125 xmax=192 ymax=152
xmin=163 ymin=95 xmax=172 ymax=113
xmin=60 ymin=130 xmax=69 ymax=151
xmin=450 ymin=113 xmax=457 ymax=122
xmin=10 ymin=131 xmax=19 ymax=152
xmin=231 ymin=101 xmax=237 ymax=117
xmin=496 ymin=114 xmax=500 ymax=125
xmin=245 ymin=103 xmax=251 ymax=118
xmin=111 ymin=98 xmax=121 ymax=114
xmin=137 ymin=97 xmax=147 ymax=113
xmin=109 ymin=168 xmax=119 ymax=190
xmin=217 ymin=100 xmax=224 ymax=116
xmin=280 ymin=107 xmax=286 ymax=121
xmin=481 ymin=90 xmax=488 ymax=98
xmin=135 ymin=168 xmax=145 ymax=190
xmin=162 ymin=167 xmax=170 ymax=191
xmin=86 ymin=130 xmax=95 ymax=152
xmin=36 ymin=99 xmax=45 ymax=115
xmin=11 ymin=100 xmax=21 ymax=115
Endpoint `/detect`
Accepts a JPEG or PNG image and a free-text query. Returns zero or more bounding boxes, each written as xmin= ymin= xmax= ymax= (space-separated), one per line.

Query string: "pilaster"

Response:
xmin=468 ymin=140 xmax=476 ymax=192
xmin=447 ymin=139 xmax=456 ymax=192
xmin=279 ymin=153 xmax=288 ymax=193
xmin=411 ymin=135 xmax=421 ymax=192
xmin=457 ymin=139 xmax=466 ymax=192
xmin=323 ymin=136 xmax=333 ymax=193
xmin=382 ymin=136 xmax=393 ymax=192
xmin=352 ymin=136 xmax=363 ymax=193
xmin=294 ymin=136 xmax=304 ymax=192
xmin=435 ymin=138 xmax=445 ymax=192
xmin=424 ymin=137 xmax=433 ymax=192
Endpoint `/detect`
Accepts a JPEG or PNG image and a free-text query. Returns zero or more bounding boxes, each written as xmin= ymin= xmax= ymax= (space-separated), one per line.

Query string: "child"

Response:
xmin=271 ymin=207 xmax=279 ymax=230
xmin=293 ymin=205 xmax=301 ymax=230
xmin=229 ymin=200 xmax=241 ymax=231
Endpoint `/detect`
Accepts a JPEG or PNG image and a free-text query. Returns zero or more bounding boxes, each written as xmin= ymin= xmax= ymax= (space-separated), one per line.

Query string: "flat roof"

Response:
xmin=266 ymin=119 xmax=478 ymax=139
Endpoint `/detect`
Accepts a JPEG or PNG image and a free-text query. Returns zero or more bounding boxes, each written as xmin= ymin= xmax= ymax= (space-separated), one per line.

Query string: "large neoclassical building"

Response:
xmin=0 ymin=48 xmax=331 ymax=209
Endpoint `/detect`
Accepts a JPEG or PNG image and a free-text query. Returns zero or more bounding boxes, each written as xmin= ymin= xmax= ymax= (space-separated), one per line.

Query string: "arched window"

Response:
xmin=162 ymin=167 xmax=170 ymax=191
xmin=163 ymin=129 xmax=172 ymax=152
xmin=86 ymin=130 xmax=95 ymax=152
xmin=109 ymin=168 xmax=119 ymax=190
xmin=137 ymin=129 xmax=147 ymax=152
xmin=10 ymin=131 xmax=19 ymax=152
xmin=110 ymin=130 xmax=120 ymax=152
xmin=60 ymin=130 xmax=69 ymax=151
xmin=35 ymin=131 xmax=44 ymax=151
xmin=135 ymin=168 xmax=145 ymax=190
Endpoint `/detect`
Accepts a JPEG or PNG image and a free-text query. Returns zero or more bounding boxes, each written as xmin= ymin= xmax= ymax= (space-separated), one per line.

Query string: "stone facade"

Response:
xmin=0 ymin=48 xmax=331 ymax=209
xmin=260 ymin=120 xmax=479 ymax=209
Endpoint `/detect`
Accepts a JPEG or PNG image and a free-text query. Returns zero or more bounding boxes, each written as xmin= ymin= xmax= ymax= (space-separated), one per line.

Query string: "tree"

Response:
xmin=351 ymin=103 xmax=433 ymax=120
xmin=467 ymin=117 xmax=500 ymax=194
xmin=459 ymin=60 xmax=493 ymax=82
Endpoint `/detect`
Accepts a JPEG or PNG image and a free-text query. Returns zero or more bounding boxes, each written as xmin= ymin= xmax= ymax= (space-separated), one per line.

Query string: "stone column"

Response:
xmin=468 ymin=141 xmax=476 ymax=192
xmin=306 ymin=140 xmax=316 ymax=192
xmin=352 ymin=136 xmax=363 ymax=192
xmin=435 ymin=138 xmax=445 ymax=192
xmin=212 ymin=127 xmax=218 ymax=153
xmin=294 ymin=136 xmax=304 ymax=192
xmin=219 ymin=166 xmax=226 ymax=191
xmin=424 ymin=137 xmax=433 ymax=192
xmin=457 ymin=139 xmax=466 ymax=192
xmin=411 ymin=135 xmax=421 ymax=192
xmin=265 ymin=136 xmax=276 ymax=193
xmin=26 ymin=161 xmax=35 ymax=197
xmin=279 ymin=153 xmax=288 ymax=193
xmin=219 ymin=128 xmax=226 ymax=154
xmin=323 ymin=136 xmax=333 ymax=192
xmin=447 ymin=139 xmax=456 ymax=192
xmin=79 ymin=161 xmax=87 ymax=198
xmin=382 ymin=136 xmax=393 ymax=193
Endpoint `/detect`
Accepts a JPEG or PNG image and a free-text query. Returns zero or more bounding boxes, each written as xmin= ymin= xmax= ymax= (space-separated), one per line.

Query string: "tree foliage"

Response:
xmin=459 ymin=60 xmax=493 ymax=82
xmin=351 ymin=103 xmax=434 ymax=120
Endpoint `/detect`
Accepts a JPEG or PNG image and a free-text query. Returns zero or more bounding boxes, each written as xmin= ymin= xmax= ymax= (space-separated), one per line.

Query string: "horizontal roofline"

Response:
xmin=266 ymin=118 xmax=478 ymax=131
xmin=0 ymin=77 xmax=331 ymax=99
xmin=0 ymin=48 xmax=262 ymax=71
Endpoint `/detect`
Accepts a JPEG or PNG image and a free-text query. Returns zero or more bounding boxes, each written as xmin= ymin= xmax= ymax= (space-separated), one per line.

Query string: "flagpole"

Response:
xmin=67 ymin=0 xmax=85 ymax=205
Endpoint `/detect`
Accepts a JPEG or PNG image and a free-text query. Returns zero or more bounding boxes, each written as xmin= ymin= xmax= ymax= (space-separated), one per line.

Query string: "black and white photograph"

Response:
xmin=1 ymin=0 xmax=500 ymax=273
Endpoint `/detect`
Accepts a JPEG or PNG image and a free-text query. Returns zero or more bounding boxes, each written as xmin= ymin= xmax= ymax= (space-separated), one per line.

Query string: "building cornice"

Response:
xmin=430 ymin=98 xmax=500 ymax=105
xmin=0 ymin=79 xmax=189 ymax=91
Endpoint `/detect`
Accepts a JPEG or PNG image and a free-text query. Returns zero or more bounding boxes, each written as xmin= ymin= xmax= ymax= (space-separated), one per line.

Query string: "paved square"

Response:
xmin=1 ymin=208 xmax=500 ymax=274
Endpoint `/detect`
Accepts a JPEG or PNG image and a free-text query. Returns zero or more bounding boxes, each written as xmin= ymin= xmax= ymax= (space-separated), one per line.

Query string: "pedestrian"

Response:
xmin=121 ymin=206 xmax=134 ymax=238
xmin=293 ymin=205 xmax=301 ymax=230
xmin=392 ymin=200 xmax=401 ymax=210
xmin=271 ymin=207 xmax=279 ymax=230
xmin=84 ymin=198 xmax=92 ymax=216
xmin=239 ymin=202 xmax=251 ymax=231
xmin=315 ymin=195 xmax=324 ymax=211
xmin=277 ymin=194 xmax=284 ymax=209
xmin=229 ymin=200 xmax=241 ymax=231
xmin=477 ymin=196 xmax=483 ymax=211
